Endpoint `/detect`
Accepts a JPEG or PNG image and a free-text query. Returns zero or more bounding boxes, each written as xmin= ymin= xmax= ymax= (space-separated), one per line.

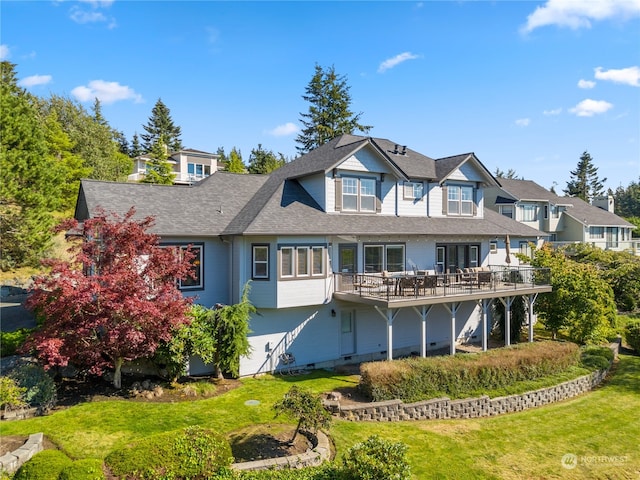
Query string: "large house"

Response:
xmin=75 ymin=135 xmax=552 ymax=376
xmin=128 ymin=148 xmax=222 ymax=185
xmin=485 ymin=178 xmax=636 ymax=254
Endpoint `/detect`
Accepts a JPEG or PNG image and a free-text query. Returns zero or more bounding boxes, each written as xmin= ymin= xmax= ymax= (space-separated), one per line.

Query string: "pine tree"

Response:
xmin=564 ymin=151 xmax=607 ymax=202
xmin=224 ymin=147 xmax=246 ymax=173
xmin=216 ymin=146 xmax=227 ymax=165
xmin=614 ymin=178 xmax=640 ymax=217
xmin=0 ymin=61 xmax=62 ymax=269
xmin=92 ymin=98 xmax=108 ymax=126
xmin=247 ymin=144 xmax=286 ymax=174
xmin=141 ymin=137 xmax=175 ymax=184
xmin=296 ymin=64 xmax=372 ymax=154
xmin=140 ymin=98 xmax=182 ymax=153
xmin=130 ymin=133 xmax=143 ymax=158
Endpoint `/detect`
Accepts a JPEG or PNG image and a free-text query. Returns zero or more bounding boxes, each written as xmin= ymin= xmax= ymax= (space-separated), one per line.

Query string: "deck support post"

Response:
xmin=524 ymin=293 xmax=539 ymax=342
xmin=498 ymin=296 xmax=514 ymax=346
xmin=476 ymin=299 xmax=492 ymax=352
xmin=374 ymin=307 xmax=399 ymax=361
xmin=443 ymin=302 xmax=460 ymax=355
xmin=412 ymin=305 xmax=433 ymax=357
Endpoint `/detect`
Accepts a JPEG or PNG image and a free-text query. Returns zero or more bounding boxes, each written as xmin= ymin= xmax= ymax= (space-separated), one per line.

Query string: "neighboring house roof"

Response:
xmin=77 ymin=135 xmax=546 ymax=239
xmin=495 ymin=178 xmax=632 ymax=228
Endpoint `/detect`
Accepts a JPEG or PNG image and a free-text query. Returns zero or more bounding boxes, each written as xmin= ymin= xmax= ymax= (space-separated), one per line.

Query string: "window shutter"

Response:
xmin=335 ymin=178 xmax=342 ymax=211
xmin=442 ymin=185 xmax=448 ymax=215
xmin=376 ymin=180 xmax=382 ymax=213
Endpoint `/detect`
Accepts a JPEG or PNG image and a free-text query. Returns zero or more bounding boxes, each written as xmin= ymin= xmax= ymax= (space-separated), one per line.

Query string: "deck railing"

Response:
xmin=334 ymin=266 xmax=551 ymax=302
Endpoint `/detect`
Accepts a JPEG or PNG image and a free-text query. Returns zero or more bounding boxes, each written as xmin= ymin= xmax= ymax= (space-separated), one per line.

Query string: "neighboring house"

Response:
xmin=485 ymin=178 xmax=636 ymax=254
xmin=76 ymin=135 xmax=551 ymax=377
xmin=128 ymin=148 xmax=222 ymax=184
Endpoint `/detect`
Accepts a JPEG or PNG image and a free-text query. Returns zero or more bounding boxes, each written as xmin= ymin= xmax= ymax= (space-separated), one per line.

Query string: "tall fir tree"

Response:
xmin=296 ymin=64 xmax=372 ymax=155
xmin=564 ymin=151 xmax=607 ymax=202
xmin=247 ymin=144 xmax=286 ymax=174
xmin=614 ymin=178 xmax=640 ymax=218
xmin=0 ymin=61 xmax=62 ymax=269
xmin=92 ymin=98 xmax=108 ymax=126
xmin=216 ymin=146 xmax=227 ymax=165
xmin=140 ymin=98 xmax=182 ymax=153
xmin=225 ymin=147 xmax=246 ymax=173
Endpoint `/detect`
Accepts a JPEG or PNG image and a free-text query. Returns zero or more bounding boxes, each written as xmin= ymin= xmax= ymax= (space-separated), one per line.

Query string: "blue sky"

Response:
xmin=3 ymin=0 xmax=639 ymax=192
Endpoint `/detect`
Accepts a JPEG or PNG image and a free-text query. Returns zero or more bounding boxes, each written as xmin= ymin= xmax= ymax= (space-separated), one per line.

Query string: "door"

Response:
xmin=339 ymin=244 xmax=357 ymax=273
xmin=340 ymin=310 xmax=356 ymax=356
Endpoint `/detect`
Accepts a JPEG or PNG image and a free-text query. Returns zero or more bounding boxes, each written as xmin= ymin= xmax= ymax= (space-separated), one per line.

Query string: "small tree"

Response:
xmin=273 ymin=385 xmax=332 ymax=444
xmin=24 ymin=208 xmax=194 ymax=388
xmin=141 ymin=136 xmax=175 ymax=184
xmin=224 ymin=147 xmax=245 ymax=173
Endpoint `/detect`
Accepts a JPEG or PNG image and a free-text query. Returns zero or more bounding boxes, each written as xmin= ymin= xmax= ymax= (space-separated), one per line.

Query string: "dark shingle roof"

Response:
xmin=77 ymin=135 xmax=545 ymax=239
xmin=496 ymin=178 xmax=632 ymax=227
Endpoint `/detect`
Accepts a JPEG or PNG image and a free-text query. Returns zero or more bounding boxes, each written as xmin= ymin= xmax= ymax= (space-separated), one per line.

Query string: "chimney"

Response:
xmin=401 ymin=146 xmax=407 ymax=155
xmin=591 ymin=195 xmax=615 ymax=213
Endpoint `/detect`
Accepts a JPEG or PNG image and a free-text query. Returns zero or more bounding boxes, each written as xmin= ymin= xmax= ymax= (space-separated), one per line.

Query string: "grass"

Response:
xmin=1 ymin=356 xmax=639 ymax=479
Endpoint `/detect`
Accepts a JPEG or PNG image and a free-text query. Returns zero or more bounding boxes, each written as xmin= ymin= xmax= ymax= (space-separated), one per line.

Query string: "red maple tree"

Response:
xmin=24 ymin=208 xmax=194 ymax=388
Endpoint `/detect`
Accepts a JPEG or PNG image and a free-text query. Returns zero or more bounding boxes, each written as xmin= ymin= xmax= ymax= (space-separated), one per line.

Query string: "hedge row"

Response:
xmin=359 ymin=341 xmax=581 ymax=402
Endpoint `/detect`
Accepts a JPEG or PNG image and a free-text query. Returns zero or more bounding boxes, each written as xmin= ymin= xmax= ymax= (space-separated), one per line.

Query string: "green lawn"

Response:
xmin=2 ymin=355 xmax=639 ymax=479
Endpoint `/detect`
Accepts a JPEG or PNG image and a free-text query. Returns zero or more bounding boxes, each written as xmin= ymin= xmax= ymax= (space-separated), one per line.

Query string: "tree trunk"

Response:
xmin=113 ymin=357 xmax=123 ymax=389
xmin=289 ymin=419 xmax=302 ymax=445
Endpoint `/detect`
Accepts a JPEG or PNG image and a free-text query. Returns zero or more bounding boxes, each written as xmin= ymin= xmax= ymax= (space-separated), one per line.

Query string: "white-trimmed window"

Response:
xmin=252 ymin=245 xmax=269 ymax=280
xmin=279 ymin=245 xmax=326 ymax=279
xmin=519 ymin=241 xmax=532 ymax=259
xmin=490 ymin=242 xmax=498 ymax=254
xmin=403 ymin=181 xmax=423 ymax=200
xmin=187 ymin=163 xmax=211 ymax=180
xmin=500 ymin=205 xmax=514 ymax=219
xmin=521 ymin=204 xmax=537 ymax=222
xmin=179 ymin=244 xmax=203 ymax=290
xmin=342 ymin=177 xmax=376 ymax=212
xmin=447 ymin=185 xmax=474 ymax=216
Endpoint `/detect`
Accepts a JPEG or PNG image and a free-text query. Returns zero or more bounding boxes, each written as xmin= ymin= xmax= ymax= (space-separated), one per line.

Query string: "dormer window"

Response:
xmin=447 ymin=185 xmax=474 ymax=216
xmin=341 ymin=177 xmax=376 ymax=212
xmin=403 ymin=181 xmax=423 ymax=200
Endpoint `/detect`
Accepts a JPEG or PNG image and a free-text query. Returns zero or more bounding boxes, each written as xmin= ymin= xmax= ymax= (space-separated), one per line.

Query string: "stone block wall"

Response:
xmin=0 ymin=433 xmax=43 ymax=475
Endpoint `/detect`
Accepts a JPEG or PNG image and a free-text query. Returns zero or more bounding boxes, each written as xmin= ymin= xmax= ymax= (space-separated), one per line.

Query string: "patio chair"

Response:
xmin=278 ymin=352 xmax=297 ymax=375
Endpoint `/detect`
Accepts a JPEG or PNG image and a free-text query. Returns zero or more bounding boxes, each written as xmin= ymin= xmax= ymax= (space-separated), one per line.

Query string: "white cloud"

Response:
xmin=71 ymin=80 xmax=143 ymax=104
xmin=543 ymin=108 xmax=563 ymax=115
xmin=515 ymin=118 xmax=531 ymax=127
xmin=267 ymin=122 xmax=299 ymax=137
xmin=594 ymin=66 xmax=640 ymax=87
xmin=569 ymin=98 xmax=613 ymax=117
xmin=19 ymin=74 xmax=52 ymax=88
xmin=578 ymin=79 xmax=596 ymax=89
xmin=0 ymin=44 xmax=9 ymax=60
xmin=69 ymin=2 xmax=116 ymax=28
xmin=378 ymin=52 xmax=420 ymax=73
xmin=521 ymin=0 xmax=640 ymax=34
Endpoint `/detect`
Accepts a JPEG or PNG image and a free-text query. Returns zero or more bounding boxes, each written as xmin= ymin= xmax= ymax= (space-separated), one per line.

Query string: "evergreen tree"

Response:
xmin=92 ymin=98 xmax=108 ymax=126
xmin=41 ymin=94 xmax=132 ymax=182
xmin=296 ymin=64 xmax=372 ymax=154
xmin=247 ymin=144 xmax=286 ymax=174
xmin=0 ymin=61 xmax=62 ymax=269
xmin=140 ymin=98 xmax=182 ymax=153
xmin=494 ymin=167 xmax=522 ymax=179
xmin=141 ymin=136 xmax=175 ymax=184
xmin=113 ymin=130 xmax=130 ymax=156
xmin=130 ymin=133 xmax=143 ymax=158
xmin=564 ymin=151 xmax=607 ymax=202
xmin=216 ymin=146 xmax=227 ymax=165
xmin=224 ymin=147 xmax=245 ymax=173
xmin=614 ymin=177 xmax=640 ymax=217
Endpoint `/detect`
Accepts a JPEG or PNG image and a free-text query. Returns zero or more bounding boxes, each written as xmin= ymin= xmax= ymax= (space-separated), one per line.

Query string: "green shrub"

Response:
xmin=8 ymin=363 xmax=57 ymax=411
xmin=0 ymin=376 xmax=26 ymax=409
xmin=341 ymin=435 xmax=411 ymax=480
xmin=0 ymin=328 xmax=33 ymax=357
xmin=13 ymin=450 xmax=72 ymax=480
xmin=106 ymin=425 xmax=233 ymax=479
xmin=59 ymin=459 xmax=105 ymax=480
xmin=581 ymin=345 xmax=614 ymax=362
xmin=625 ymin=320 xmax=640 ymax=353
xmin=580 ymin=354 xmax=611 ymax=370
xmin=237 ymin=464 xmax=341 ymax=479
xmin=360 ymin=341 xmax=580 ymax=402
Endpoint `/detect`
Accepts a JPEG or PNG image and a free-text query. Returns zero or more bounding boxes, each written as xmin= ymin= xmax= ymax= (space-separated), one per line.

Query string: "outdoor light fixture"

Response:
xmin=331 ymin=309 xmax=336 ymax=317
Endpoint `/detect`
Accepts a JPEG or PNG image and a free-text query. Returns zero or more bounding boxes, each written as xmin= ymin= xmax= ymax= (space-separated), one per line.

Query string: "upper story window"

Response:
xmin=500 ymin=205 xmax=514 ymax=219
xmin=279 ymin=245 xmax=326 ymax=279
xmin=447 ymin=185 xmax=474 ymax=216
xmin=521 ymin=204 xmax=537 ymax=222
xmin=252 ymin=245 xmax=269 ymax=280
xmin=342 ymin=177 xmax=376 ymax=212
xmin=187 ymin=163 xmax=211 ymax=180
xmin=403 ymin=181 xmax=423 ymax=200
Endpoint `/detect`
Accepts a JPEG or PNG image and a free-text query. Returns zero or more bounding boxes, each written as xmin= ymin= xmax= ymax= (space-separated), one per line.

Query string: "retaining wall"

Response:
xmin=0 ymin=433 xmax=43 ymax=475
